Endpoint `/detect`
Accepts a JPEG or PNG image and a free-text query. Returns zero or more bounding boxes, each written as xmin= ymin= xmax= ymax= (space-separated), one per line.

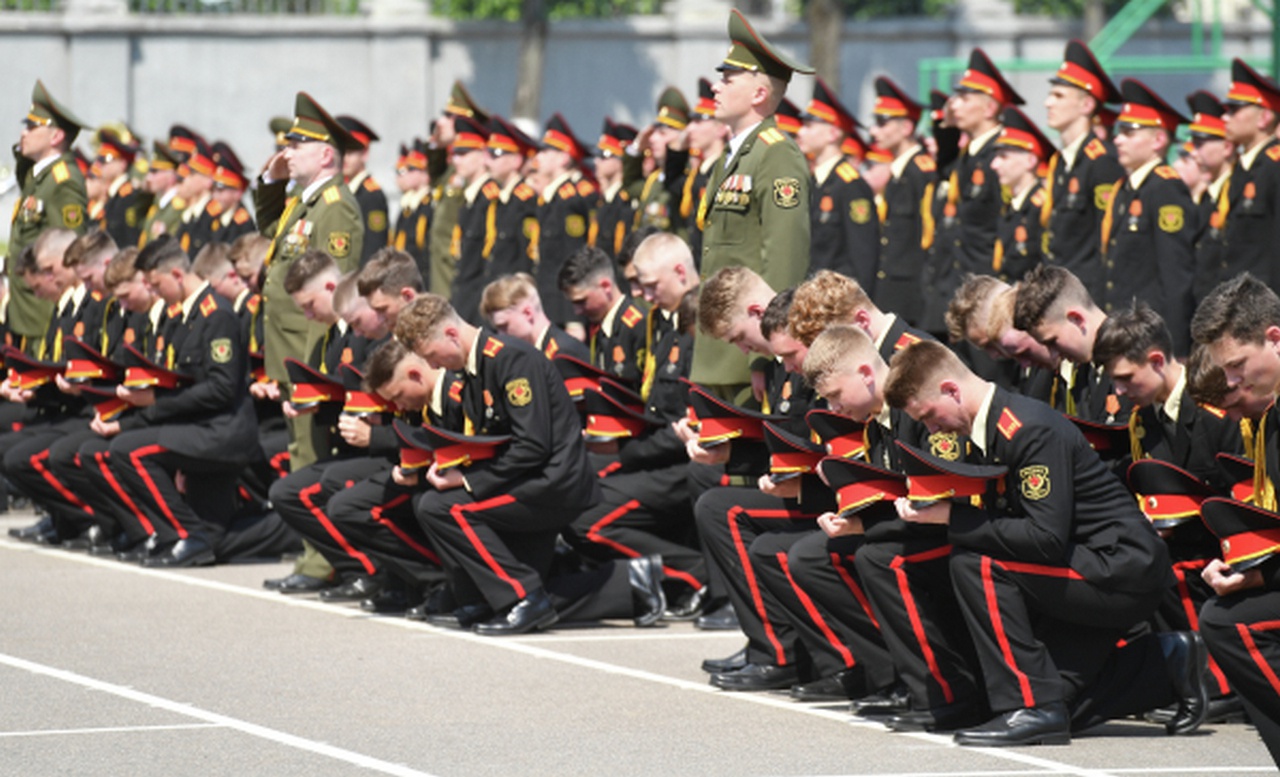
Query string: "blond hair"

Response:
xmin=394 ymin=294 xmax=459 ymax=349
xmin=802 ymin=324 xmax=879 ymax=387
xmin=787 ymin=270 xmax=874 ymax=346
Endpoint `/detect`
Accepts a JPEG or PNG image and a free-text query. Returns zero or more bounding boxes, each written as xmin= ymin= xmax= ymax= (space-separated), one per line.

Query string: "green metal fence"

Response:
xmin=127 ymin=0 xmax=360 ymax=13
xmin=0 ymin=0 xmax=58 ymax=10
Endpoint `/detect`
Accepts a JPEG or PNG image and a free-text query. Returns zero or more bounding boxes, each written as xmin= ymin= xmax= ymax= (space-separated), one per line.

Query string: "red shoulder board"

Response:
xmin=835 ymin=162 xmax=857 ymax=183
xmin=514 ymin=183 xmax=536 ymax=201
xmin=1267 ymin=146 xmax=1280 ymax=162
xmin=619 ymin=190 xmax=630 ymax=202
xmin=199 ymin=295 xmax=217 ymax=318
xmin=621 ymin=306 xmax=644 ymax=328
xmin=914 ymin=155 xmax=936 ymax=173
xmin=558 ymin=182 xmax=577 ymax=200
xmin=576 ymin=180 xmax=596 ymax=197
xmin=482 ymin=337 xmax=504 ymax=358
xmin=166 ymin=303 xmax=183 ymax=318
xmin=246 ymin=294 xmax=261 ymax=314
xmin=997 ymin=407 xmax=1022 ymax=440
xmin=1199 ymin=402 xmax=1227 ymax=419
xmin=544 ymin=338 xmax=560 ymax=358
xmin=363 ymin=177 xmax=381 ymax=192
xmin=207 ymin=200 xmax=224 ymax=216
xmin=482 ymin=181 xmax=501 ymax=200
xmin=234 ymin=208 xmax=250 ymax=225
xmin=1153 ymin=166 xmax=1179 ymax=180
xmin=90 ymin=289 xmax=104 ymax=301
xmin=1030 ymin=190 xmax=1046 ymax=208
xmin=893 ymin=332 xmax=921 ymax=351
xmin=448 ymin=379 xmax=463 ymax=403
xmin=1083 ymin=138 xmax=1106 ymax=160
xmin=120 ymin=182 xmax=133 ymax=197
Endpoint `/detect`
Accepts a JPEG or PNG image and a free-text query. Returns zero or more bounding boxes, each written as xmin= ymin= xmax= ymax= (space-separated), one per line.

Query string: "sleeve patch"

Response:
xmin=565 ymin=214 xmax=586 ymax=238
xmin=506 ymin=377 xmax=533 ymax=407
xmin=849 ymin=199 xmax=872 ymax=224
xmin=1094 ymin=184 xmax=1114 ymax=211
xmin=211 ymin=337 xmax=233 ymax=364
xmin=773 ymin=178 xmax=801 ymax=208
xmin=1019 ymin=465 xmax=1050 ymax=500
xmin=368 ymin=210 xmax=387 ymax=232
xmin=1157 ymin=205 xmax=1184 ymax=233
xmin=327 ymin=232 xmax=352 ymax=258
xmin=61 ymin=204 xmax=84 ymax=229
xmin=997 ymin=407 xmax=1022 ymax=440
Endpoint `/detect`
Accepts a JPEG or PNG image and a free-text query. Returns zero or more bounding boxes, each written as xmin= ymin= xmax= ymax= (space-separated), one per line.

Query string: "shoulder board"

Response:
xmin=52 ymin=161 xmax=70 ymax=183
xmin=1030 ymin=189 xmax=1046 ymax=208
xmin=448 ymin=379 xmax=464 ymax=403
xmin=577 ymin=180 xmax=596 ymax=197
xmin=1083 ymin=138 xmax=1106 ymax=160
xmin=165 ymin=303 xmax=183 ymax=318
xmin=835 ymin=162 xmax=857 ymax=183
xmin=233 ymin=208 xmax=250 ymax=225
xmin=1198 ymin=402 xmax=1227 ymax=419
xmin=207 ymin=200 xmax=224 ymax=216
xmin=172 ymin=197 xmax=187 ymax=210
xmin=619 ymin=190 xmax=630 ymax=202
xmin=913 ymin=154 xmax=936 ymax=172
xmin=482 ymin=181 xmax=501 ymax=200
xmin=893 ymin=332 xmax=921 ymax=352
xmin=322 ymin=186 xmax=342 ymax=204
xmin=621 ymin=305 xmax=644 ymax=329
xmin=558 ymin=182 xmax=577 ymax=200
xmin=482 ymin=336 xmax=505 ymax=358
xmin=90 ymin=289 xmax=104 ymax=301
xmin=362 ymin=177 xmax=381 ymax=192
xmin=246 ymin=294 xmax=260 ymax=314
xmin=997 ymin=407 xmax=1023 ymax=440
xmin=119 ymin=182 xmax=133 ymax=197
xmin=199 ymin=295 xmax=218 ymax=318
xmin=1268 ymin=146 xmax=1280 ymax=162
xmin=1153 ymin=166 xmax=1179 ymax=181
xmin=514 ymin=183 xmax=535 ymax=201
xmin=758 ymin=128 xmax=786 ymax=146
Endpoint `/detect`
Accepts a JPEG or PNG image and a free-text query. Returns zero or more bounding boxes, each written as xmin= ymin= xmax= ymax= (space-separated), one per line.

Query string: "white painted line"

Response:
xmin=0 ymin=652 xmax=439 ymax=777
xmin=509 ymin=630 xmax=747 ymax=643
xmin=0 ymin=722 xmax=223 ymax=738
xmin=1105 ymin=770 xmax=1279 ymax=774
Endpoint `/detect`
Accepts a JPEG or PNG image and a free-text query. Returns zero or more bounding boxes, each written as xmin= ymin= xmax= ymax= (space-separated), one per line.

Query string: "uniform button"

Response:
xmin=1106 ymin=281 xmax=1114 ymax=289
xmin=1106 ymin=261 xmax=1113 ymax=269
xmin=877 ymin=271 xmax=886 ymax=279
xmin=880 ymin=237 xmax=888 ymax=246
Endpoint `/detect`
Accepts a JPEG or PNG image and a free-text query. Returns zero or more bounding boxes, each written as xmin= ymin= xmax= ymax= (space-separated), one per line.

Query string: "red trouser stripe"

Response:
xmin=128 ymin=444 xmax=187 ymax=539
xmin=587 ymin=499 xmax=702 ymax=591
xmin=777 ymin=551 xmax=855 ymax=668
xmin=95 ymin=451 xmax=154 ymax=535
xmin=300 ymin=482 xmax=377 ymax=576
xmin=830 ymin=553 xmax=881 ymax=630
xmin=995 ymin=559 xmax=1083 ymax=579
xmin=891 ymin=553 xmax=954 ymax=703
xmin=1237 ymin=621 xmax=1280 ymax=697
xmin=725 ymin=505 xmax=790 ymax=665
xmin=449 ymin=494 xmax=526 ymax=600
xmin=982 ymin=555 xmax=1036 ymax=708
xmin=1171 ymin=560 xmax=1231 ymax=696
xmin=30 ymin=449 xmax=93 ymax=515
xmin=596 ymin=461 xmax=622 ymax=479
xmin=372 ymin=493 xmax=440 ymax=564
xmin=269 ymin=451 xmax=291 ymax=479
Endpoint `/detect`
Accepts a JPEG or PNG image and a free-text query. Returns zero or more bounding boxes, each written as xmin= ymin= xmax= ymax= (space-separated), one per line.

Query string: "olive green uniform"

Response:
xmin=138 ymin=190 xmax=187 ymax=248
xmin=7 ymin=152 xmax=87 ymax=346
xmin=693 ymin=116 xmax=810 ymax=389
xmin=428 ymin=151 xmax=462 ymax=295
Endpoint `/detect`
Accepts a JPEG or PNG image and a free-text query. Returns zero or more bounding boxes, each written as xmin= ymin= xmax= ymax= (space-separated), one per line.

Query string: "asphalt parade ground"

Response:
xmin=0 ymin=510 xmax=1276 ymax=777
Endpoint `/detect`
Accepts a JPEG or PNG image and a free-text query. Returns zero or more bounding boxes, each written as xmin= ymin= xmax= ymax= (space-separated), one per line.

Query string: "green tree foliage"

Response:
xmin=432 ymin=0 xmax=661 ymax=20
xmin=1009 ymin=0 xmax=1131 ymax=15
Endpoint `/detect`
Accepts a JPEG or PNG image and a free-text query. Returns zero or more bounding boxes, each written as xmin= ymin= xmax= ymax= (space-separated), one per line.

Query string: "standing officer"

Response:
xmin=1216 ymin=59 xmax=1280 ymax=294
xmin=137 ymin=141 xmax=185 ymax=247
xmin=693 ymin=9 xmax=814 ymax=399
xmin=1185 ymin=90 xmax=1233 ymax=302
xmin=446 ymin=116 xmax=497 ymax=325
xmin=626 ymin=87 xmax=690 ymax=233
xmin=1102 ymin=80 xmax=1197 ymax=355
xmin=427 ymin=81 xmax=490 ymax=299
xmin=483 ymin=116 xmax=540 ymax=286
xmin=204 ymin=141 xmax=257 ymax=246
xmin=94 ymin=128 xmax=145 ymax=249
xmin=392 ymin=139 xmax=433 ymax=279
xmin=591 ymin=118 xmax=638 ymax=259
xmin=8 ymin=80 xmax=89 ymax=354
xmin=990 ymin=107 xmax=1051 ymax=284
xmin=1041 ymin=40 xmax=1124 ymax=300
xmin=869 ymin=76 xmax=935 ymax=326
xmin=337 ymin=115 xmax=390 ymax=267
xmin=664 ymin=78 xmax=727 ymax=262
xmin=535 ymin=113 xmax=595 ymax=330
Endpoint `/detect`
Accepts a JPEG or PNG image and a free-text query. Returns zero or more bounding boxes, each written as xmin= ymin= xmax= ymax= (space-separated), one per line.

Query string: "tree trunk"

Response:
xmin=513 ymin=0 xmax=548 ymax=121
xmin=807 ymin=0 xmax=842 ymax=90
xmin=1083 ymin=0 xmax=1105 ymax=40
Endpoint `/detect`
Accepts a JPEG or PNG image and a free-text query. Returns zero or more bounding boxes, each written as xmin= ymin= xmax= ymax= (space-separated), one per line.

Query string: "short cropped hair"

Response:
xmin=33 ymin=228 xmax=77 ymax=267
xmin=230 ymin=233 xmax=269 ymax=271
xmin=191 ymin=242 xmax=233 ymax=281
xmin=1191 ymin=273 xmax=1280 ymax=347
xmin=284 ymin=250 xmax=338 ymax=295
xmin=104 ymin=247 xmax=141 ymax=288
xmin=558 ymin=245 xmax=614 ymax=292
xmin=1186 ymin=343 xmax=1231 ymax=407
xmin=698 ymin=265 xmax=762 ymax=337
xmin=634 ymin=232 xmax=695 ymax=274
xmin=802 ymin=324 xmax=877 ymax=387
xmin=363 ymin=338 xmax=409 ymax=393
xmin=15 ymin=245 xmax=38 ymax=275
xmin=618 ymin=225 xmax=661 ymax=271
xmin=884 ymin=340 xmax=969 ymax=410
xmin=332 ymin=271 xmax=361 ymax=316
xmin=946 ymin=274 xmax=1004 ymax=343
xmin=394 ymin=294 xmax=459 ymax=348
xmin=135 ymin=234 xmax=190 ymax=274
xmin=788 ymin=270 xmax=873 ymax=346
xmin=480 ymin=273 xmax=538 ymax=319
xmin=985 ymin=285 xmax=1019 ymax=343
xmin=760 ymin=287 xmax=795 ymax=340
xmin=63 ymin=229 xmax=116 ymax=269
xmin=1092 ymin=301 xmax=1173 ymax=366
xmin=1012 ymin=265 xmax=1095 ymax=333
xmin=357 ymin=248 xmax=424 ymax=297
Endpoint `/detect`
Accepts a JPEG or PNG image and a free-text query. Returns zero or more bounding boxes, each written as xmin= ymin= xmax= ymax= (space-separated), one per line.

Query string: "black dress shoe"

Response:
xmin=143 ymin=537 xmax=216 ymax=568
xmin=695 ymin=602 xmax=740 ymax=631
xmin=791 ymin=669 xmax=866 ymax=702
xmin=9 ymin=516 xmax=55 ymax=542
xmin=360 ymin=588 xmax=413 ymax=615
xmin=119 ymin=534 xmax=165 ymax=563
xmin=954 ymin=702 xmax=1071 ymax=746
xmin=663 ymin=586 xmax=708 ymax=621
xmin=629 ymin=554 xmax=666 ymax=627
xmin=888 ymin=701 xmax=988 ymax=733
xmin=701 ymin=645 xmax=748 ymax=674
xmin=318 ymin=575 xmax=382 ymax=602
xmin=1160 ymin=631 xmax=1210 ymax=735
xmin=424 ymin=602 xmax=495 ymax=628
xmin=474 ymin=589 xmax=558 ymax=636
xmin=851 ymin=681 xmax=910 ymax=716
xmin=710 ymin=662 xmax=799 ymax=692
xmin=268 ymin=573 xmax=333 ymax=593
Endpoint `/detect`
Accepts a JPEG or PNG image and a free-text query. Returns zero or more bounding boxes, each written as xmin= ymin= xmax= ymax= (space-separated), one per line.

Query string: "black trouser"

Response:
xmin=1200 ymin=591 xmax=1280 ymax=766
xmin=271 ymin=458 xmax=385 ymax=581
xmin=3 ymin=420 xmax=96 ymax=538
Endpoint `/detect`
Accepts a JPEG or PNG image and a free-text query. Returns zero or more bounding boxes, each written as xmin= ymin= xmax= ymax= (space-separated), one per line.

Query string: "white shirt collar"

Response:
xmin=1162 ymin=367 xmax=1187 ymax=423
xmin=302 ymin=174 xmax=334 ymax=204
xmin=32 ymin=154 xmax=59 ymax=178
xmin=872 ymin=313 xmax=898 ymax=352
xmin=891 ymin=144 xmax=923 ymax=179
xmin=726 ymin=121 xmax=763 ymax=168
xmin=181 ymin=281 xmax=210 ymax=322
xmin=967 ymin=125 xmax=1003 ymax=156
xmin=813 ymin=155 xmax=841 ymax=186
xmin=1128 ymin=157 xmax=1161 ymax=189
xmin=1059 ymin=132 xmax=1088 ymax=171
xmin=969 ymin=382 xmax=998 ymax=455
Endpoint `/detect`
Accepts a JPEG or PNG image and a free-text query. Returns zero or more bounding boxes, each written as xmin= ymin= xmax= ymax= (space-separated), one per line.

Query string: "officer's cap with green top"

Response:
xmin=285 ymin=92 xmax=362 ymax=153
xmin=25 ymin=80 xmax=90 ymax=145
xmin=716 ymin=9 xmax=814 ymax=84
xmin=445 ymin=81 xmax=490 ymax=124
xmin=655 ymin=87 xmax=690 ymax=130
